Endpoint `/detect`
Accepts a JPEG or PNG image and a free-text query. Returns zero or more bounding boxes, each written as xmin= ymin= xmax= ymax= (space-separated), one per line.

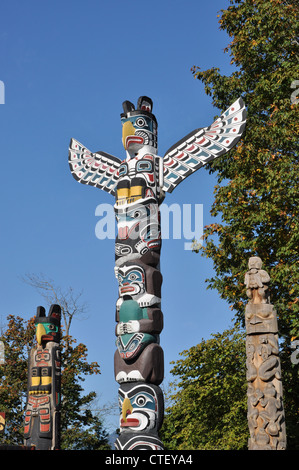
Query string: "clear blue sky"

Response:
xmin=0 ymin=0 xmax=238 ymax=433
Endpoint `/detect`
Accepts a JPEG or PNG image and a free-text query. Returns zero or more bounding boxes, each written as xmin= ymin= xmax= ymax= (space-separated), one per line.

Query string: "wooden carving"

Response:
xmin=24 ymin=304 xmax=61 ymax=450
xmin=245 ymin=256 xmax=286 ymax=450
xmin=69 ymin=95 xmax=246 ymax=449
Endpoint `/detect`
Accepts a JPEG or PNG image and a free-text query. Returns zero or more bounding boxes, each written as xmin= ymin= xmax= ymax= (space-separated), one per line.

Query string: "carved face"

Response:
xmin=121 ymin=114 xmax=157 ymax=152
xmin=120 ymin=96 xmax=157 ymax=155
xmin=35 ymin=305 xmax=61 ymax=345
xmin=115 ymin=261 xmax=162 ymax=310
xmin=248 ymin=256 xmax=263 ymax=270
xmin=115 ymin=202 xmax=149 ymax=240
xmin=36 ymin=322 xmax=60 ymax=345
xmin=117 ymin=265 xmax=145 ymax=297
xmin=116 ymin=331 xmax=156 ymax=360
xmin=118 ymin=383 xmax=163 ymax=432
xmin=114 ymin=200 xmax=161 ymax=258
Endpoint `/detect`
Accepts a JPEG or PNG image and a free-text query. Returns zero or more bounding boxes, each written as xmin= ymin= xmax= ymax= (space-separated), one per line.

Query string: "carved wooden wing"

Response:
xmin=68 ymin=138 xmax=121 ymax=196
xmin=162 ymin=97 xmax=247 ymax=193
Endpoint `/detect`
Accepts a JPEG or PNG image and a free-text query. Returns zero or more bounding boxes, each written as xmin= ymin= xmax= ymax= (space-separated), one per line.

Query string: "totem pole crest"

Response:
xmin=69 ymin=95 xmax=247 ymax=449
xmin=24 ymin=304 xmax=61 ymax=450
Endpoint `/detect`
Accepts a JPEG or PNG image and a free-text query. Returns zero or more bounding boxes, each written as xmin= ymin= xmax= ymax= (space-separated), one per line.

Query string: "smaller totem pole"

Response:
xmin=24 ymin=304 xmax=62 ymax=450
xmin=244 ymin=256 xmax=287 ymax=450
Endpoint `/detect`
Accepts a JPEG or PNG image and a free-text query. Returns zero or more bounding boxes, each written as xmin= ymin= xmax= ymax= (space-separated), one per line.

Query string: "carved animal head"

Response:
xmin=121 ymin=96 xmax=157 ymax=154
xmin=35 ymin=304 xmax=61 ymax=345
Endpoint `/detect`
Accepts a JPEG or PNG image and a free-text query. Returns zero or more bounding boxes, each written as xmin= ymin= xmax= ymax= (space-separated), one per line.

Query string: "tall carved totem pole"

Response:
xmin=245 ymin=256 xmax=287 ymax=450
xmin=24 ymin=304 xmax=62 ymax=450
xmin=69 ymin=96 xmax=247 ymax=449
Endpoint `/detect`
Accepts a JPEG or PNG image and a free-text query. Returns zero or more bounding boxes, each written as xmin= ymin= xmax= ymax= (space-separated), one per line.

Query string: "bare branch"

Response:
xmin=21 ymin=273 xmax=89 ymax=338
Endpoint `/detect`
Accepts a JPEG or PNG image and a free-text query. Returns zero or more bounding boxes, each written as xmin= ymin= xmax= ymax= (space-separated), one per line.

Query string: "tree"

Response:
xmin=191 ymin=0 xmax=298 ymax=332
xmin=160 ymin=326 xmax=248 ymax=450
xmin=0 ymin=315 xmax=34 ymax=445
xmin=22 ymin=273 xmax=88 ymax=348
xmin=190 ymin=0 xmax=298 ymax=448
xmin=0 ymin=277 xmax=110 ymax=449
xmin=59 ymin=335 xmax=110 ymax=450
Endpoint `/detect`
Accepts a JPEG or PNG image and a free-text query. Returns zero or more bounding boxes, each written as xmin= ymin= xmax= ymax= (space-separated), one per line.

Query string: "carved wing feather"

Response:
xmin=68 ymin=138 xmax=121 ymax=195
xmin=162 ymin=97 xmax=247 ymax=193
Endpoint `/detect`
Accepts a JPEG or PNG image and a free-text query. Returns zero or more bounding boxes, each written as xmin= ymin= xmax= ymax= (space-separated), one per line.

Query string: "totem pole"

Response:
xmin=245 ymin=256 xmax=287 ymax=450
xmin=69 ymin=95 xmax=247 ymax=449
xmin=24 ymin=304 xmax=62 ymax=450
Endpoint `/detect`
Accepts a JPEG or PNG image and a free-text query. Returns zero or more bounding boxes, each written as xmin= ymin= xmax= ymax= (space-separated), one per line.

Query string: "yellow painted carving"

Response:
xmin=122 ymin=121 xmax=135 ymax=149
xmin=36 ymin=323 xmax=46 ymax=345
xmin=31 ymin=376 xmax=40 ymax=386
xmin=122 ymin=397 xmax=133 ymax=423
xmin=129 ymin=185 xmax=143 ymax=200
xmin=41 ymin=376 xmax=52 ymax=386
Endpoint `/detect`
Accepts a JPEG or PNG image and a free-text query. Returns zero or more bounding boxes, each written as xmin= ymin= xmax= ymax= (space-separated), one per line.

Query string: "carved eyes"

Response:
xmin=137 ymin=161 xmax=153 ymax=172
xmin=118 ymin=394 xmax=152 ymax=409
xmin=118 ymin=272 xmax=141 ymax=283
xmin=135 ymin=117 xmax=147 ymax=128
xmin=119 ymin=164 xmax=128 ymax=176
xmin=132 ymin=394 xmax=152 ymax=407
xmin=118 ymin=271 xmax=142 ymax=283
xmin=132 ymin=210 xmax=142 ymax=218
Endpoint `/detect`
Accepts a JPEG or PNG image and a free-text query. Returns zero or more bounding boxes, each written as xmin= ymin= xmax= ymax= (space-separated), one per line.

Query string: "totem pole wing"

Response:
xmin=162 ymin=97 xmax=247 ymax=193
xmin=69 ymin=138 xmax=121 ymax=196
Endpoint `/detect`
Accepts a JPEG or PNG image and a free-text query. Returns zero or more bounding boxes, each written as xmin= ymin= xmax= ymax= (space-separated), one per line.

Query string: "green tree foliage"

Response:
xmin=60 ymin=334 xmax=110 ymax=450
xmin=161 ymin=326 xmax=248 ymax=450
xmin=0 ymin=315 xmax=110 ymax=449
xmin=191 ymin=0 xmax=298 ymax=335
xmin=0 ymin=316 xmax=33 ymax=444
xmin=189 ymin=0 xmax=298 ymax=448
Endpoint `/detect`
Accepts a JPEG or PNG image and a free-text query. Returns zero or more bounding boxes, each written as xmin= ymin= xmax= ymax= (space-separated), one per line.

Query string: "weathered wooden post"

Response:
xmin=24 ymin=304 xmax=62 ymax=450
xmin=68 ymin=96 xmax=246 ymax=449
xmin=245 ymin=256 xmax=287 ymax=450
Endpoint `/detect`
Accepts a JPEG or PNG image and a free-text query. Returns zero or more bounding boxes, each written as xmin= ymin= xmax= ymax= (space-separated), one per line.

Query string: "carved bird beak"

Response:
xmin=121 ymin=397 xmax=133 ymax=422
xmin=122 ymin=121 xmax=135 ymax=149
xmin=122 ymin=121 xmax=143 ymax=150
xmin=36 ymin=323 xmax=46 ymax=345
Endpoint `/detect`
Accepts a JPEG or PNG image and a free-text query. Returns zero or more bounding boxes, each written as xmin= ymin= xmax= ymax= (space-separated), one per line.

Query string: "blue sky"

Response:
xmin=0 ymin=0 xmax=239 ymax=433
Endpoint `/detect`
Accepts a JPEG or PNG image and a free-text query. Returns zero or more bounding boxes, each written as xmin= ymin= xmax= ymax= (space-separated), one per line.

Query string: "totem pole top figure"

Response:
xmin=245 ymin=256 xmax=271 ymax=305
xmin=69 ymin=95 xmax=247 ymax=200
xmin=35 ymin=304 xmax=61 ymax=346
xmin=121 ymin=96 xmax=158 ymax=156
